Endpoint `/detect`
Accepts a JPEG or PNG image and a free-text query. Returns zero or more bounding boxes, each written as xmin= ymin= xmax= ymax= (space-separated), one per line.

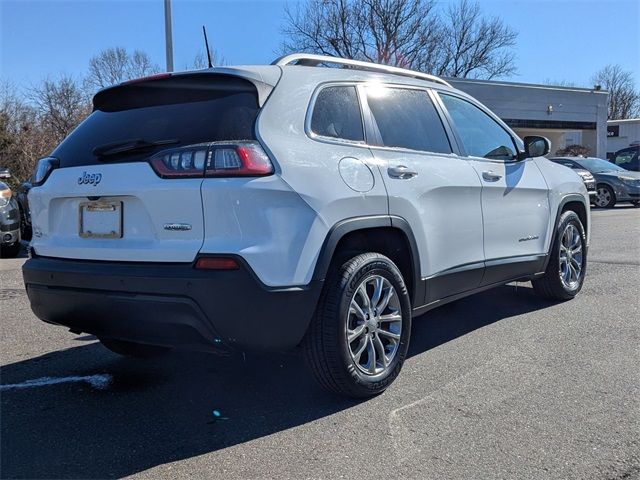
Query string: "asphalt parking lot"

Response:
xmin=1 ymin=206 xmax=639 ymax=480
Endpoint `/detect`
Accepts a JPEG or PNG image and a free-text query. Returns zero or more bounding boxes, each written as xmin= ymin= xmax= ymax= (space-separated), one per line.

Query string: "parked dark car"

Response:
xmin=569 ymin=167 xmax=596 ymax=199
xmin=610 ymin=145 xmax=639 ymax=172
xmin=550 ymin=156 xmax=640 ymax=208
xmin=0 ymin=167 xmax=10 ymax=180
xmin=15 ymin=177 xmax=33 ymax=240
xmin=0 ymin=181 xmax=21 ymax=257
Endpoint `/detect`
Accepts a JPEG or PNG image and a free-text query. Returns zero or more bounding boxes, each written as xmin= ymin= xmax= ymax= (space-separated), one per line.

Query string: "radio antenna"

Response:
xmin=202 ymin=25 xmax=213 ymax=68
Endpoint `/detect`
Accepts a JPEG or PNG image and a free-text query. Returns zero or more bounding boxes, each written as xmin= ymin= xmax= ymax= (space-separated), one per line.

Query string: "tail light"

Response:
xmin=149 ymin=141 xmax=274 ymax=179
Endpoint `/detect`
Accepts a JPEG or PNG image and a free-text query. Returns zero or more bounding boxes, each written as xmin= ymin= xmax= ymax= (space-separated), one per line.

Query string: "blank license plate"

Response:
xmin=79 ymin=201 xmax=122 ymax=238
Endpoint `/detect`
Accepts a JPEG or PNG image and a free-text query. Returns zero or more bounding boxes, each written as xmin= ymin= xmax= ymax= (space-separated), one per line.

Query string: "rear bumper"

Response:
xmin=22 ymin=256 xmax=322 ymax=352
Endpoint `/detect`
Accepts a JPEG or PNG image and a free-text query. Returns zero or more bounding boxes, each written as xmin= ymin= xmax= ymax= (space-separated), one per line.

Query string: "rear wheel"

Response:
xmin=99 ymin=338 xmax=170 ymax=358
xmin=304 ymin=253 xmax=412 ymax=398
xmin=594 ymin=184 xmax=616 ymax=208
xmin=632 ymin=200 xmax=640 ymax=207
xmin=532 ymin=210 xmax=586 ymax=301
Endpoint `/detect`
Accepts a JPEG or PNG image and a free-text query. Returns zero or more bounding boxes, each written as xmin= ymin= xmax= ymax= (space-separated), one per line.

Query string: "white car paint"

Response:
xmin=468 ymin=156 xmax=550 ymax=260
xmin=28 ymin=63 xmax=590 ymax=290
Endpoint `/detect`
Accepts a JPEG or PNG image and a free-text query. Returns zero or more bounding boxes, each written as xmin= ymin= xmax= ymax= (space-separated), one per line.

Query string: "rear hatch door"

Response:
xmin=30 ymin=73 xmax=264 ymax=262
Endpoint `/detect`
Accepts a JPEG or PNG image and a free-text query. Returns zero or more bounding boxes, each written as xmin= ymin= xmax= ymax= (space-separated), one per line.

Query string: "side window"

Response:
xmin=310 ymin=86 xmax=364 ymax=142
xmin=365 ymin=87 xmax=451 ymax=153
xmin=439 ymin=93 xmax=517 ymax=161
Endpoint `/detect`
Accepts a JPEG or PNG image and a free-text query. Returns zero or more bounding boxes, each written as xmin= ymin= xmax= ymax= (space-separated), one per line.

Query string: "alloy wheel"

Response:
xmin=559 ymin=223 xmax=583 ymax=290
xmin=346 ymin=275 xmax=402 ymax=375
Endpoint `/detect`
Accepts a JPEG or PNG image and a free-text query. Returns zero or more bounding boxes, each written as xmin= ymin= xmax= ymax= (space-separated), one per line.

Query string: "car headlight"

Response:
xmin=0 ymin=187 xmax=11 ymax=207
xmin=619 ymin=176 xmax=640 ymax=187
xmin=32 ymin=157 xmax=60 ymax=186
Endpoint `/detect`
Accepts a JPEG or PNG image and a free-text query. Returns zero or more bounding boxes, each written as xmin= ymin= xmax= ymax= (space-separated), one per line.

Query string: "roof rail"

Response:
xmin=272 ymin=53 xmax=452 ymax=88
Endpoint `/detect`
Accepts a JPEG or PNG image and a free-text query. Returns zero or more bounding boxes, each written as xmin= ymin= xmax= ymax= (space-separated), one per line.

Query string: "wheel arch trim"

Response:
xmin=542 ymin=194 xmax=589 ymax=271
xmin=311 ymin=215 xmax=422 ymax=300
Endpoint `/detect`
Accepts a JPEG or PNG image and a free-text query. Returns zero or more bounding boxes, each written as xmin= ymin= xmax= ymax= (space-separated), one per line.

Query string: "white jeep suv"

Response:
xmin=23 ymin=54 xmax=590 ymax=397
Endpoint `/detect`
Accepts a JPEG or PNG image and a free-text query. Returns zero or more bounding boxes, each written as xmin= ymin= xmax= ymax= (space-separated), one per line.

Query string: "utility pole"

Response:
xmin=164 ymin=0 xmax=174 ymax=72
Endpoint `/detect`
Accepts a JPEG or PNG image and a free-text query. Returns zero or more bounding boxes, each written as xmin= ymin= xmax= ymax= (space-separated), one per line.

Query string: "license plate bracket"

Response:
xmin=79 ymin=201 xmax=123 ymax=239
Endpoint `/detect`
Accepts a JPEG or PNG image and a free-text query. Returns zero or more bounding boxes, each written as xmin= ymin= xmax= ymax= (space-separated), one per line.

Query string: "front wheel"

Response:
xmin=532 ymin=210 xmax=587 ymax=301
xmin=304 ymin=253 xmax=412 ymax=398
xmin=594 ymin=184 xmax=616 ymax=208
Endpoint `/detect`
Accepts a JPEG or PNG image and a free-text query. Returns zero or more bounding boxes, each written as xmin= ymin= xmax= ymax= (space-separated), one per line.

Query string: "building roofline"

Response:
xmin=445 ymin=77 xmax=608 ymax=94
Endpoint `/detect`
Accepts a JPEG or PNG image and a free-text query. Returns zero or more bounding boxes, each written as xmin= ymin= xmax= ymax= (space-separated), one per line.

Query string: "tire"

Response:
xmin=0 ymin=242 xmax=21 ymax=258
xmin=304 ymin=252 xmax=412 ymax=398
xmin=99 ymin=338 xmax=170 ymax=358
xmin=532 ymin=210 xmax=587 ymax=301
xmin=632 ymin=200 xmax=640 ymax=208
xmin=594 ymin=184 xmax=616 ymax=208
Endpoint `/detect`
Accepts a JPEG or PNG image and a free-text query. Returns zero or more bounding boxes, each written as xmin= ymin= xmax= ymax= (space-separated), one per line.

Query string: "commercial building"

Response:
xmin=606 ymin=118 xmax=640 ymax=158
xmin=449 ymin=78 xmax=609 ymax=159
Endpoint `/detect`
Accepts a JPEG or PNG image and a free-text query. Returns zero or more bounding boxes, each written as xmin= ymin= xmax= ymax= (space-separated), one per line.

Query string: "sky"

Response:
xmin=1 ymin=0 xmax=639 ymax=92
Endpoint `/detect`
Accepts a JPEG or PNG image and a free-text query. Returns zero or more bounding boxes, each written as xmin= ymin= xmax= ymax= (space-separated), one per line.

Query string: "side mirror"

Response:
xmin=521 ymin=136 xmax=550 ymax=159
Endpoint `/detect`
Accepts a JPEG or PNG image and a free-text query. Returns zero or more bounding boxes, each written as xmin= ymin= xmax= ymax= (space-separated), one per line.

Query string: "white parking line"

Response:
xmin=0 ymin=374 xmax=112 ymax=391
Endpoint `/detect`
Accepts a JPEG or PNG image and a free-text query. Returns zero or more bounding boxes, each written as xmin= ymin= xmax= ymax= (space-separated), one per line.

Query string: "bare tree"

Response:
xmin=0 ymin=81 xmax=59 ymax=183
xmin=87 ymin=47 xmax=160 ymax=90
xmin=281 ymin=0 xmax=517 ymax=79
xmin=592 ymin=64 xmax=640 ymax=120
xmin=29 ymin=75 xmax=91 ymax=143
xmin=435 ymin=0 xmax=517 ymax=79
xmin=282 ymin=0 xmax=442 ymax=68
xmin=190 ymin=48 xmax=227 ymax=69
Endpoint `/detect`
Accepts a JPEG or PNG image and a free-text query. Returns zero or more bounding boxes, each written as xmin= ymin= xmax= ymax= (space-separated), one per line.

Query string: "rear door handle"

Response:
xmin=388 ymin=165 xmax=418 ymax=179
xmin=482 ymin=170 xmax=503 ymax=182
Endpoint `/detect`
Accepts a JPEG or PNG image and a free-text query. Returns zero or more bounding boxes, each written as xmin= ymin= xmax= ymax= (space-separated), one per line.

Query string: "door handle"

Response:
xmin=388 ymin=165 xmax=418 ymax=179
xmin=482 ymin=170 xmax=503 ymax=182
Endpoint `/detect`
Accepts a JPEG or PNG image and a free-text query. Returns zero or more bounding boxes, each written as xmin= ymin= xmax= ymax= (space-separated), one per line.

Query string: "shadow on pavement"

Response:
xmin=1 ymin=283 xmax=552 ymax=479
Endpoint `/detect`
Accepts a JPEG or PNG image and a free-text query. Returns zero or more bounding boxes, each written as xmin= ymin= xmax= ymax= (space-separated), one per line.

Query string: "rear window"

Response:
xmin=53 ymin=74 xmax=260 ymax=168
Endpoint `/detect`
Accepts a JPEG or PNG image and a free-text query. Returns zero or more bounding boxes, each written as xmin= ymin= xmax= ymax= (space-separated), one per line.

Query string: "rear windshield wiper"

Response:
xmin=93 ymin=138 xmax=180 ymax=158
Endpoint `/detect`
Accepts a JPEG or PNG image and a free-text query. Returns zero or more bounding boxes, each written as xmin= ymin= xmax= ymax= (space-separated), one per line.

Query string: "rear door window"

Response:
xmin=53 ymin=74 xmax=261 ymax=168
xmin=310 ymin=86 xmax=364 ymax=142
xmin=365 ymin=87 xmax=451 ymax=153
xmin=439 ymin=93 xmax=517 ymax=161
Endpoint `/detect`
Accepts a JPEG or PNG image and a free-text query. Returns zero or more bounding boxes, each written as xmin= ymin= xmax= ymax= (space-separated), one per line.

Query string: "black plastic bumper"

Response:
xmin=22 ymin=256 xmax=322 ymax=353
